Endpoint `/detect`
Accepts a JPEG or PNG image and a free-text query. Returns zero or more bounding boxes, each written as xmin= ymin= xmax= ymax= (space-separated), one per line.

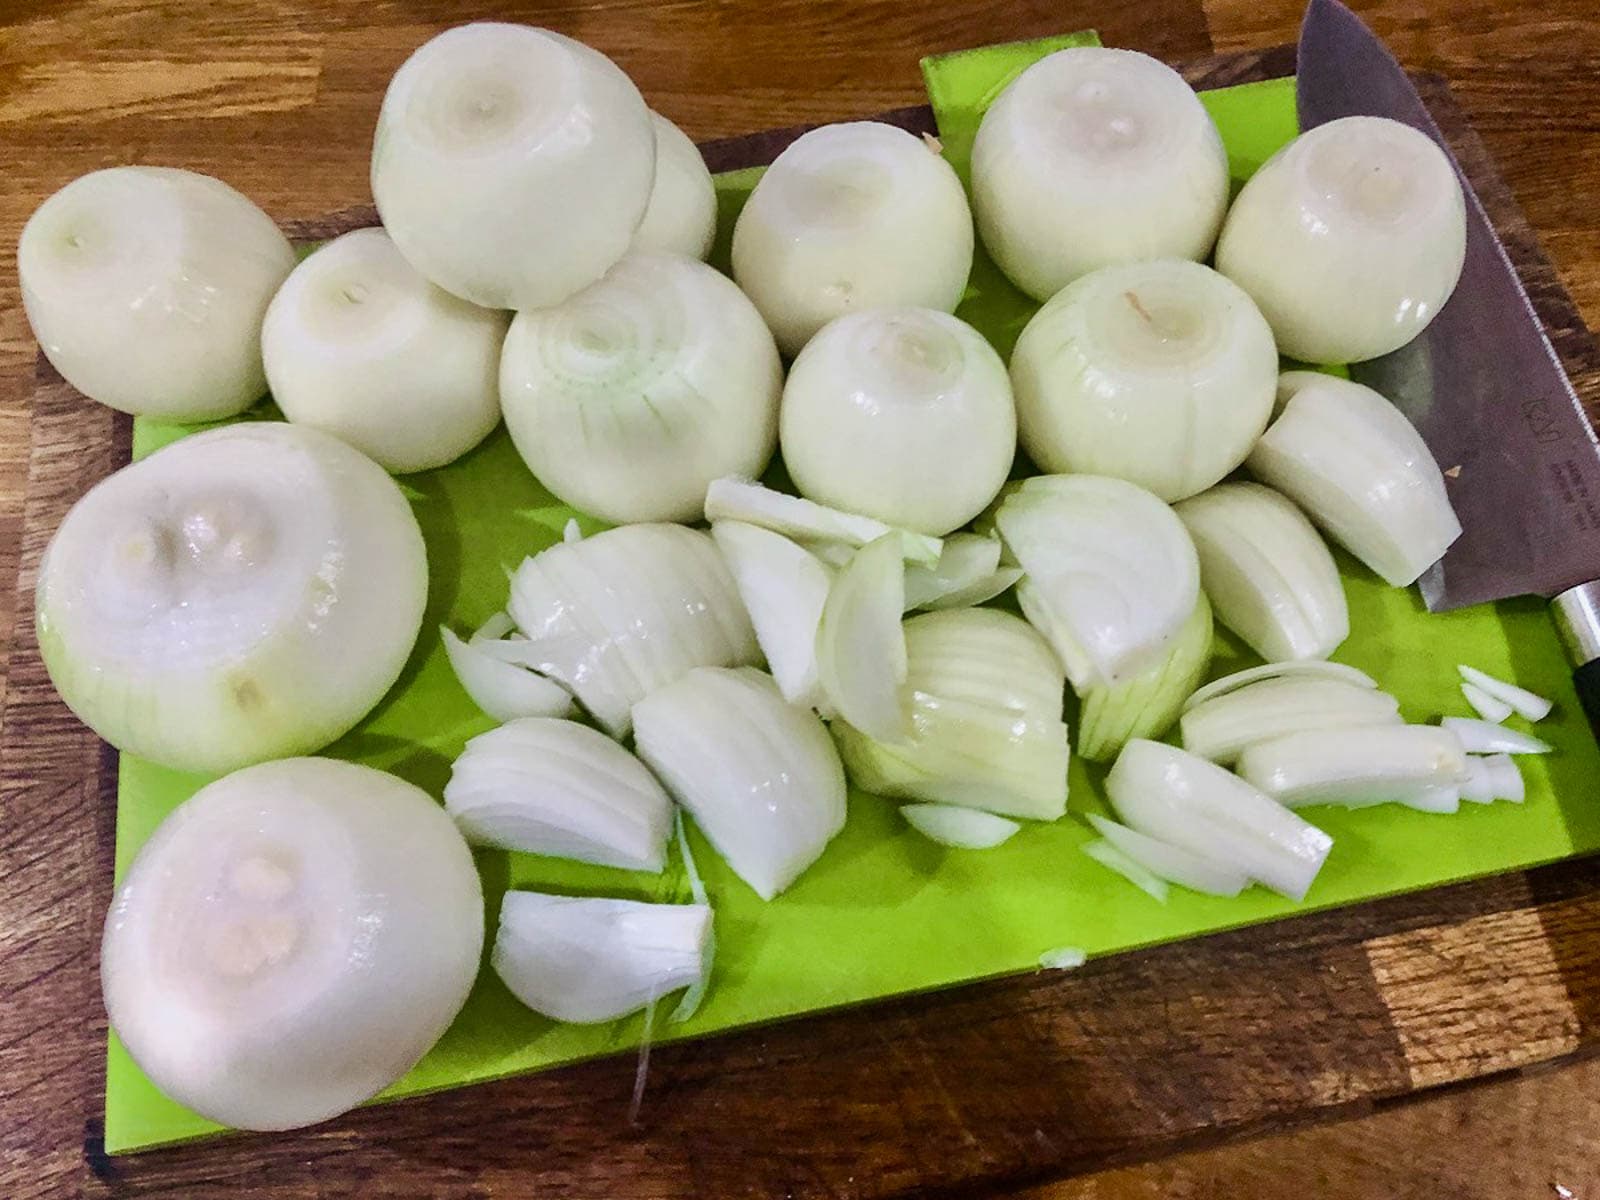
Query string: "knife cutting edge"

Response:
xmin=1295 ymin=0 xmax=1600 ymax=732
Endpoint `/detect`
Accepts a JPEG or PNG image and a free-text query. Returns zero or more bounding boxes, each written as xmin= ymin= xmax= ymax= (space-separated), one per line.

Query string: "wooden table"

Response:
xmin=3 ymin=1 xmax=1600 ymax=1196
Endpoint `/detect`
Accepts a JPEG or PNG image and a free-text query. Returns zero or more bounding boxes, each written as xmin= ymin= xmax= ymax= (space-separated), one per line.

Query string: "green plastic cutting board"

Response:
xmin=104 ymin=31 xmax=1600 ymax=1153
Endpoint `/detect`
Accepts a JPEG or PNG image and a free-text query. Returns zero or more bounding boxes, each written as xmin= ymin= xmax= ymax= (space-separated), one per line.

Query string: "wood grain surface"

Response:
xmin=3 ymin=2 xmax=1600 ymax=1197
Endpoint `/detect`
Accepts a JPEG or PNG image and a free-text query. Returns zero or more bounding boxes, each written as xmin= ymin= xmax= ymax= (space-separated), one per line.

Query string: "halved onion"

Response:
xmin=779 ymin=308 xmax=1016 ymax=535
xmin=444 ymin=717 xmax=673 ymax=871
xmin=1247 ymin=372 xmax=1462 ymax=587
xmin=970 ymin=47 xmax=1229 ymax=302
xmin=1009 ymin=260 xmax=1277 ymax=501
xmin=492 ymin=891 xmax=711 ymax=1023
xmin=102 ymin=758 xmax=482 ymax=1131
xmin=704 ymin=477 xmax=941 ymax=567
xmin=1076 ymin=593 xmax=1213 ymax=763
xmin=1174 ymin=481 xmax=1349 ymax=662
xmin=712 ymin=521 xmax=832 ymax=707
xmin=815 ymin=534 xmax=909 ymax=742
xmin=1439 ymin=717 xmax=1552 ymax=755
xmin=833 ymin=608 xmax=1071 ymax=820
xmin=19 ymin=166 xmax=295 ymax=419
xmin=731 ymin=121 xmax=974 ymax=356
xmin=500 ymin=253 xmax=781 ymax=523
xmin=440 ymin=627 xmax=573 ymax=723
xmin=1215 ymin=115 xmax=1467 ymax=363
xmin=1184 ymin=659 xmax=1379 ymax=711
xmin=902 ymin=804 xmax=1021 ymax=849
xmin=633 ymin=667 xmax=848 ymax=900
xmin=1236 ymin=725 xmax=1469 ymax=810
xmin=631 ymin=112 xmax=717 ymax=260
xmin=1179 ymin=677 xmax=1402 ymax=765
xmin=507 ymin=524 xmax=758 ymax=737
xmin=372 ymin=22 xmax=655 ymax=310
xmin=997 ymin=474 xmax=1199 ymax=691
xmin=1085 ymin=814 xmax=1249 ymax=897
xmin=37 ymin=424 xmax=427 ymax=774
xmin=261 ymin=227 xmax=506 ymax=473
xmin=1106 ymin=739 xmax=1333 ymax=901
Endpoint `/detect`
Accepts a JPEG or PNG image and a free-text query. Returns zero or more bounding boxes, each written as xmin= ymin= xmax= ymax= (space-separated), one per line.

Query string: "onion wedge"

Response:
xmin=1076 ymin=593 xmax=1213 ymax=763
xmin=1460 ymin=754 xmax=1524 ymax=804
xmin=1082 ymin=839 xmax=1169 ymax=902
xmin=815 ymin=534 xmax=910 ymax=743
xmin=441 ymin=627 xmax=573 ymax=723
xmin=1085 ymin=814 xmax=1249 ymax=897
xmin=1184 ymin=660 xmax=1379 ymax=712
xmin=1236 ymin=725 xmax=1470 ymax=810
xmin=711 ymin=521 xmax=832 ymax=707
xmin=1458 ymin=664 xmax=1553 ymax=722
xmin=901 ymin=804 xmax=1021 ymax=849
xmin=705 ymin=477 xmax=941 ymax=567
xmin=1439 ymin=717 xmax=1552 ymax=755
xmin=1179 ymin=677 xmax=1403 ymax=765
xmin=492 ymin=892 xmax=712 ymax=1024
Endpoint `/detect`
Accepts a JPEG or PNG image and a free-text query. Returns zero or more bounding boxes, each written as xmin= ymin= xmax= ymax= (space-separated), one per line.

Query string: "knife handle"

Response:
xmin=1554 ymin=583 xmax=1600 ymax=737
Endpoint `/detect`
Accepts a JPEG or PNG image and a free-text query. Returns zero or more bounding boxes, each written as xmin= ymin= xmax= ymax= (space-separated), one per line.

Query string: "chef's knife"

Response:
xmin=1296 ymin=0 xmax=1600 ymax=731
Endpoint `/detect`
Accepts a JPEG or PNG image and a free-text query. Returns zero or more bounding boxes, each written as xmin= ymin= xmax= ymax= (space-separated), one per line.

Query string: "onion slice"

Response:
xmin=903 ymin=534 xmax=1000 ymax=610
xmin=633 ymin=667 xmax=848 ymax=900
xmin=1106 ymin=740 xmax=1333 ymax=901
xmin=444 ymin=717 xmax=673 ymax=871
xmin=1247 ymin=372 xmax=1462 ymax=588
xmin=815 ymin=534 xmax=909 ymax=742
xmin=631 ymin=112 xmax=717 ymax=260
xmin=1174 ymin=481 xmax=1349 ymax=662
xmin=1183 ymin=660 xmax=1378 ymax=712
xmin=441 ymin=627 xmax=574 ymax=723
xmin=1179 ymin=677 xmax=1402 ymax=765
xmin=704 ymin=477 xmax=941 ymax=567
xmin=102 ymin=758 xmax=482 ymax=1131
xmin=997 ymin=474 xmax=1200 ymax=690
xmin=1076 ymin=593 xmax=1213 ymax=764
xmin=902 ymin=804 xmax=1021 ymax=849
xmin=1458 ymin=664 xmax=1553 ymax=722
xmin=507 ymin=524 xmax=758 ymax=737
xmin=1085 ymin=814 xmax=1249 ymax=897
xmin=492 ymin=891 xmax=711 ymax=1024
xmin=1082 ymin=839 xmax=1169 ymax=902
xmin=1236 ymin=725 xmax=1470 ymax=810
xmin=1460 ymin=754 xmax=1525 ymax=804
xmin=1439 ymin=717 xmax=1552 ymax=755
xmin=1461 ymin=682 xmax=1513 ymax=724
xmin=711 ymin=521 xmax=832 ymax=707
xmin=833 ymin=608 xmax=1070 ymax=820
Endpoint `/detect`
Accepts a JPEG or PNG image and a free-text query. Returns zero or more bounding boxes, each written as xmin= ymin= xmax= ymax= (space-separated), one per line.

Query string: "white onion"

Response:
xmin=1076 ymin=593 xmax=1213 ymax=763
xmin=500 ymin=253 xmax=781 ymax=523
xmin=1085 ymin=814 xmax=1249 ymax=897
xmin=1461 ymin=681 xmax=1514 ymax=724
xmin=1458 ymin=664 xmax=1553 ymax=722
xmin=507 ymin=523 xmax=758 ymax=737
xmin=901 ymin=804 xmax=1020 ymax=849
xmin=1082 ymin=838 xmax=1169 ymax=902
xmin=731 ymin=121 xmax=974 ymax=356
xmin=19 ymin=166 xmax=294 ymax=420
xmin=1184 ymin=659 xmax=1378 ymax=711
xmin=711 ymin=521 xmax=832 ymax=707
xmin=903 ymin=534 xmax=1012 ymax=611
xmin=372 ymin=23 xmax=654 ymax=310
xmin=833 ymin=608 xmax=1071 ymax=820
xmin=1247 ymin=372 xmax=1462 ymax=587
xmin=1439 ymin=717 xmax=1552 ymax=755
xmin=1009 ymin=260 xmax=1277 ymax=501
xmin=1106 ymin=739 xmax=1333 ymax=901
xmin=1174 ymin=481 xmax=1350 ymax=662
xmin=440 ymin=627 xmax=573 ymax=723
xmin=492 ymin=891 xmax=711 ymax=1024
xmin=970 ymin=47 xmax=1229 ymax=302
xmin=102 ymin=758 xmax=482 ymax=1130
xmin=631 ymin=112 xmax=717 ymax=260
xmin=1236 ymin=725 xmax=1469 ymax=810
xmin=1459 ymin=754 xmax=1524 ymax=804
xmin=815 ymin=534 xmax=909 ymax=743
xmin=444 ymin=717 xmax=672 ymax=871
xmin=779 ymin=308 xmax=1015 ymax=535
xmin=37 ymin=424 xmax=427 ymax=774
xmin=633 ymin=667 xmax=848 ymax=900
xmin=1215 ymin=116 xmax=1467 ymax=363
xmin=996 ymin=474 xmax=1200 ymax=691
xmin=704 ymin=477 xmax=942 ymax=566
xmin=261 ymin=227 xmax=506 ymax=473
xmin=1180 ymin=677 xmax=1402 ymax=765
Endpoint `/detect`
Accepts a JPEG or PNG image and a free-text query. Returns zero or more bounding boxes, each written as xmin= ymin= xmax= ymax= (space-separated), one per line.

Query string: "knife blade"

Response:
xmin=1296 ymin=0 xmax=1600 ymax=729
